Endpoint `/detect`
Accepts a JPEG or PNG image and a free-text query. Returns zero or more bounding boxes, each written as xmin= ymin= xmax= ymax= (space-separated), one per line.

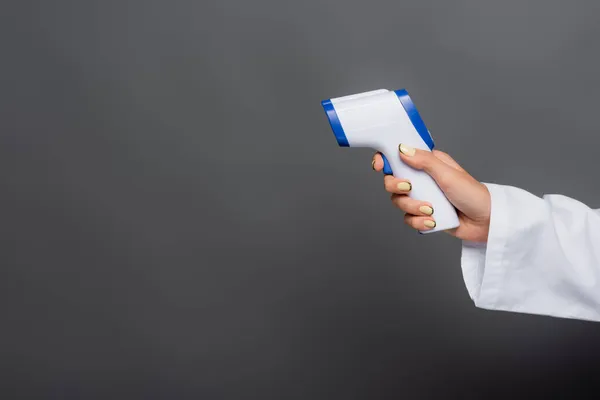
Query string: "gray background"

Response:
xmin=2 ymin=0 xmax=600 ymax=398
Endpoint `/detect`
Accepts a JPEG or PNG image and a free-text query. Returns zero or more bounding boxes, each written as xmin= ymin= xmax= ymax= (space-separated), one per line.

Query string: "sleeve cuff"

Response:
xmin=460 ymin=183 xmax=511 ymax=309
xmin=459 ymin=183 xmax=600 ymax=321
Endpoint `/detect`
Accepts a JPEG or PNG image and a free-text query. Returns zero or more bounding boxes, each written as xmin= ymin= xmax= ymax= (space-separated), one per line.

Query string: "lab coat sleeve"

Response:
xmin=460 ymin=183 xmax=600 ymax=321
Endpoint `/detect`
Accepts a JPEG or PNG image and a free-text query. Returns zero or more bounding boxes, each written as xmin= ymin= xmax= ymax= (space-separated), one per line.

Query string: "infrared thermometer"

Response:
xmin=321 ymin=89 xmax=460 ymax=234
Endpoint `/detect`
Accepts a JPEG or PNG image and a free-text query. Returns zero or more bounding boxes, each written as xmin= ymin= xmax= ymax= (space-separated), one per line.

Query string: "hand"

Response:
xmin=372 ymin=144 xmax=491 ymax=242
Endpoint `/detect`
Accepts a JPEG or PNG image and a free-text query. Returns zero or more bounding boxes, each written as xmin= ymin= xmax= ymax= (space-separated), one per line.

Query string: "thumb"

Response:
xmin=398 ymin=144 xmax=490 ymax=225
xmin=431 ymin=150 xmax=466 ymax=173
xmin=397 ymin=143 xmax=464 ymax=191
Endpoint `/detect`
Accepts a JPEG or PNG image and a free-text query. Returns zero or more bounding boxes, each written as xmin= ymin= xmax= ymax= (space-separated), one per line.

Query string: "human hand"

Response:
xmin=372 ymin=144 xmax=491 ymax=242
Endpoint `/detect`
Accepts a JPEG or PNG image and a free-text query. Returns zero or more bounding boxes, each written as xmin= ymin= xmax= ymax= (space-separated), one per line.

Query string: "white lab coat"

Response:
xmin=461 ymin=183 xmax=600 ymax=322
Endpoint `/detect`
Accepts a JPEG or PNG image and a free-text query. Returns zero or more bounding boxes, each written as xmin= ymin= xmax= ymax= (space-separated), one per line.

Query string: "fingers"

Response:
xmin=383 ymin=175 xmax=412 ymax=194
xmin=371 ymin=145 xmax=465 ymax=172
xmin=398 ymin=143 xmax=451 ymax=175
xmin=372 ymin=153 xmax=412 ymax=194
xmin=391 ymin=194 xmax=434 ymax=216
xmin=404 ymin=214 xmax=437 ymax=231
xmin=397 ymin=144 xmax=469 ymax=191
xmin=371 ymin=152 xmax=384 ymax=172
xmin=431 ymin=150 xmax=466 ymax=173
xmin=371 ymin=147 xmax=472 ymax=233
xmin=392 ymin=193 xmax=436 ymax=232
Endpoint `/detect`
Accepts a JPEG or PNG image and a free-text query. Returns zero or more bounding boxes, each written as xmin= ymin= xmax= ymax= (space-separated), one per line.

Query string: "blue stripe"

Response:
xmin=321 ymin=99 xmax=349 ymax=147
xmin=394 ymin=89 xmax=435 ymax=150
xmin=382 ymin=154 xmax=393 ymax=175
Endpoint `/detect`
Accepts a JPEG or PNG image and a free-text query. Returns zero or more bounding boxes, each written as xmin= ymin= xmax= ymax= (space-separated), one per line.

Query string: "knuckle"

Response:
xmin=384 ymin=178 xmax=395 ymax=192
xmin=399 ymin=200 xmax=411 ymax=212
xmin=412 ymin=157 xmax=426 ymax=170
xmin=391 ymin=195 xmax=407 ymax=210
xmin=405 ymin=214 xmax=421 ymax=229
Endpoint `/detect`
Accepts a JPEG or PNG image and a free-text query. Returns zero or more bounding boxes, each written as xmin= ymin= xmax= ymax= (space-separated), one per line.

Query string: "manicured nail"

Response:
xmin=397 ymin=182 xmax=412 ymax=191
xmin=398 ymin=143 xmax=415 ymax=156
xmin=419 ymin=205 xmax=434 ymax=215
xmin=424 ymin=220 xmax=436 ymax=229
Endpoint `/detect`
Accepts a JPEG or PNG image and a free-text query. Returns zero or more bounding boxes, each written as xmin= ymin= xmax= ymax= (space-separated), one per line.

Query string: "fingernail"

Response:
xmin=371 ymin=159 xmax=376 ymax=170
xmin=419 ymin=205 xmax=434 ymax=215
xmin=424 ymin=220 xmax=436 ymax=229
xmin=397 ymin=182 xmax=412 ymax=191
xmin=399 ymin=143 xmax=416 ymax=156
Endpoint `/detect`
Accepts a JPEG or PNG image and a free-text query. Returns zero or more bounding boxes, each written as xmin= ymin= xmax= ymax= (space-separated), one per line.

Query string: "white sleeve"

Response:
xmin=460 ymin=183 xmax=600 ymax=322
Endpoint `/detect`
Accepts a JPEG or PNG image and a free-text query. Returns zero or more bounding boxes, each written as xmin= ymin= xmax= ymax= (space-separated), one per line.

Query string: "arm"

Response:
xmin=462 ymin=183 xmax=600 ymax=321
xmin=372 ymin=145 xmax=600 ymax=322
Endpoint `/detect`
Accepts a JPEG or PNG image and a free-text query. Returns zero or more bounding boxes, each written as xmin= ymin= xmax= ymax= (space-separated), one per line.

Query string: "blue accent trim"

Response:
xmin=381 ymin=154 xmax=393 ymax=175
xmin=394 ymin=89 xmax=434 ymax=150
xmin=321 ymin=99 xmax=349 ymax=147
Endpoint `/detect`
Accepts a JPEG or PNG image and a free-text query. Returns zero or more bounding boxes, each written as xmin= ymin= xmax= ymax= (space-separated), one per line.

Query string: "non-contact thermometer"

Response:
xmin=321 ymin=89 xmax=460 ymax=233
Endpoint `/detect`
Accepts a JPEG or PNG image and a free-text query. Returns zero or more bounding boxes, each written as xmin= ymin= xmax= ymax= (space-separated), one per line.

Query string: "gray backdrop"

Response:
xmin=2 ymin=0 xmax=600 ymax=398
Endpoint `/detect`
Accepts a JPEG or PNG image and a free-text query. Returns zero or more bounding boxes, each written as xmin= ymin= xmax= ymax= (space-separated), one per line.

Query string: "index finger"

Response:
xmin=372 ymin=152 xmax=384 ymax=172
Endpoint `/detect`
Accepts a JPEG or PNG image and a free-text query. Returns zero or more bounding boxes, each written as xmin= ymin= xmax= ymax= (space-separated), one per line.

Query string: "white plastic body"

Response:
xmin=330 ymin=89 xmax=460 ymax=234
